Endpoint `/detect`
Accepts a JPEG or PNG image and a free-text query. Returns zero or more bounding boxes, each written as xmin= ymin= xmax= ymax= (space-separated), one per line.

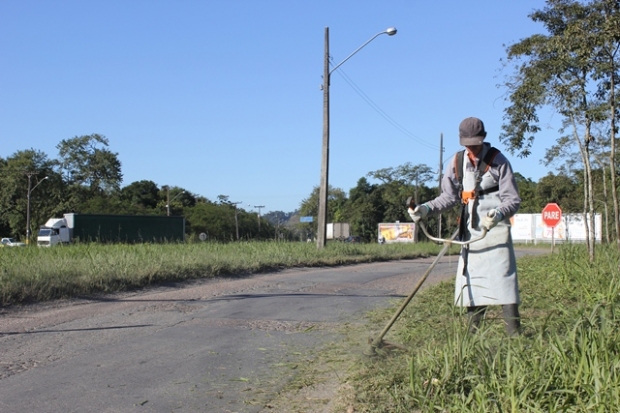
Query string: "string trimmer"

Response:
xmin=365 ymin=198 xmax=487 ymax=356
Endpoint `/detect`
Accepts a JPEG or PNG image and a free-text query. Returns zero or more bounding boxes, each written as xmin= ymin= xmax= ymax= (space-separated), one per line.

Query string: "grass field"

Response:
xmin=0 ymin=240 xmax=458 ymax=306
xmin=345 ymin=244 xmax=620 ymax=412
xmin=3 ymin=240 xmax=610 ymax=412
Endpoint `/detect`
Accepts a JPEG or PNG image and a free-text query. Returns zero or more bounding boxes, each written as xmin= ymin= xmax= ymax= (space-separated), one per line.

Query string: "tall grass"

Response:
xmin=350 ymin=244 xmax=620 ymax=412
xmin=0 ymin=241 xmax=454 ymax=306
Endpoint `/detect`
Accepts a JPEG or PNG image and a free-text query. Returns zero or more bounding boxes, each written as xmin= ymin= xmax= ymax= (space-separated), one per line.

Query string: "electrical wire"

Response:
xmin=333 ymin=69 xmax=441 ymax=151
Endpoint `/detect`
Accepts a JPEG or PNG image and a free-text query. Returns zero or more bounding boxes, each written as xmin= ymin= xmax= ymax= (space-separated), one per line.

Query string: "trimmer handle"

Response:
xmin=405 ymin=196 xmax=416 ymax=210
xmin=406 ymin=195 xmax=487 ymax=246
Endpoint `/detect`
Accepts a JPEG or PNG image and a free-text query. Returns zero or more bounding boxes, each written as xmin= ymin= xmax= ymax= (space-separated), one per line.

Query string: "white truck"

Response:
xmin=37 ymin=218 xmax=70 ymax=246
xmin=326 ymin=223 xmax=350 ymax=241
xmin=37 ymin=213 xmax=186 ymax=246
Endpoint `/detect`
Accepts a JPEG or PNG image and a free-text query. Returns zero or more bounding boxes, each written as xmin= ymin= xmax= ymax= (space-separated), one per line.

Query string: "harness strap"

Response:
xmin=478 ymin=185 xmax=499 ymax=196
xmin=454 ymin=146 xmax=500 ymax=205
xmin=454 ymin=146 xmax=500 ymax=240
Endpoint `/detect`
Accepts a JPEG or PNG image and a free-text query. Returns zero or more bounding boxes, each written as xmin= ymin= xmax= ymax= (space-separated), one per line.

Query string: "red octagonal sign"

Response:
xmin=542 ymin=203 xmax=562 ymax=228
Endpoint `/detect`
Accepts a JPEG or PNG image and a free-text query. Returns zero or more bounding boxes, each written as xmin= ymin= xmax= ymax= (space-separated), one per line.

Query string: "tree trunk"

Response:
xmin=609 ymin=66 xmax=620 ymax=252
xmin=598 ymin=157 xmax=610 ymax=244
xmin=571 ymin=114 xmax=594 ymax=261
xmin=584 ymin=135 xmax=596 ymax=262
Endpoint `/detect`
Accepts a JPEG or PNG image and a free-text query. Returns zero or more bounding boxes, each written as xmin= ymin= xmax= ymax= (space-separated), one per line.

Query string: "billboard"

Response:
xmin=511 ymin=213 xmax=601 ymax=243
xmin=378 ymin=222 xmax=415 ymax=244
xmin=511 ymin=214 xmax=534 ymax=241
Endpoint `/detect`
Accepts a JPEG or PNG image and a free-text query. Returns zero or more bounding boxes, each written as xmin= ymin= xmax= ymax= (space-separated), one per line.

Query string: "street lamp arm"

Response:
xmin=165 ymin=190 xmax=185 ymax=216
xmin=329 ymin=28 xmax=397 ymax=76
xmin=170 ymin=191 xmax=185 ymax=203
xmin=30 ymin=176 xmax=49 ymax=194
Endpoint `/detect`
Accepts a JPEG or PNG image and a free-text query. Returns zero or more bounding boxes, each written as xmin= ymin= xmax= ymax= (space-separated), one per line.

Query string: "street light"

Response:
xmin=166 ymin=188 xmax=185 ymax=216
xmin=25 ymin=173 xmax=48 ymax=245
xmin=316 ymin=26 xmax=397 ymax=248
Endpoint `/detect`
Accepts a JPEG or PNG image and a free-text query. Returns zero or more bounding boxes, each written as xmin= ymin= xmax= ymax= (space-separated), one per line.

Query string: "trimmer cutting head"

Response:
xmin=364 ymin=337 xmax=408 ymax=357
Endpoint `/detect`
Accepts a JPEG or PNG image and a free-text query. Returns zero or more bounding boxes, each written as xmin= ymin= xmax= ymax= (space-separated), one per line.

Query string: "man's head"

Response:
xmin=459 ymin=117 xmax=487 ymax=146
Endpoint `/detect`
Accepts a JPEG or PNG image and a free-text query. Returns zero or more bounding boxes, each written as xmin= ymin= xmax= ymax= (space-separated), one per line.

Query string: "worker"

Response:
xmin=408 ymin=117 xmax=522 ymax=335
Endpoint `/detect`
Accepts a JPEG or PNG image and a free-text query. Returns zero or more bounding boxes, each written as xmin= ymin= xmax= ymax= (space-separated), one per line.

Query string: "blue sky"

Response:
xmin=1 ymin=1 xmax=556 ymax=214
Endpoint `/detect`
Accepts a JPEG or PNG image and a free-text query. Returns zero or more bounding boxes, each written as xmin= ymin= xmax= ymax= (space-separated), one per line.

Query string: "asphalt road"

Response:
xmin=0 ymin=249 xmax=545 ymax=413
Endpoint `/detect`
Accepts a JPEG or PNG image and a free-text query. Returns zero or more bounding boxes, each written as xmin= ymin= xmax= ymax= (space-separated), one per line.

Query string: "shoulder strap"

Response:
xmin=453 ymin=150 xmax=466 ymax=187
xmin=476 ymin=147 xmax=501 ymax=196
xmin=453 ymin=147 xmax=498 ymax=184
xmin=479 ymin=147 xmax=500 ymax=174
xmin=455 ymin=147 xmax=500 ymax=202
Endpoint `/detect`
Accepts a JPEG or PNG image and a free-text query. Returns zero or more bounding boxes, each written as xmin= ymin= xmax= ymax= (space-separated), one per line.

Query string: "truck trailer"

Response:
xmin=37 ymin=213 xmax=185 ymax=246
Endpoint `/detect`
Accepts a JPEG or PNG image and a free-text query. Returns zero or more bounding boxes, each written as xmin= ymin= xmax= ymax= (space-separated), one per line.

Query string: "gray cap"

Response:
xmin=459 ymin=117 xmax=487 ymax=146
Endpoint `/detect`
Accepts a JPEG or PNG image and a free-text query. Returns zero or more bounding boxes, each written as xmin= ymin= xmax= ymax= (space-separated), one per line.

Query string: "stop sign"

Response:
xmin=542 ymin=203 xmax=562 ymax=227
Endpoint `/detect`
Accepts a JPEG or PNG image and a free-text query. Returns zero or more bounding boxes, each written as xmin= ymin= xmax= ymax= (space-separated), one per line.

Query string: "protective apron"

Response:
xmin=454 ymin=148 xmax=520 ymax=307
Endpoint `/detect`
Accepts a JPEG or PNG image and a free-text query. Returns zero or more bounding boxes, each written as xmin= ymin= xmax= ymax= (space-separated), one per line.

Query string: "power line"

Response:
xmin=334 ymin=69 xmax=440 ymax=151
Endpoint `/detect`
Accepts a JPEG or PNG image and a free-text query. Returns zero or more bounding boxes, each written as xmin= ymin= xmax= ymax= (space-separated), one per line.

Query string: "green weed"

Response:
xmin=346 ymin=244 xmax=620 ymax=412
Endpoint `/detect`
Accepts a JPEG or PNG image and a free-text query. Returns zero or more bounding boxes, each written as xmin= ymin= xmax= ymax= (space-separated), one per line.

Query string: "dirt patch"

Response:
xmin=258 ymin=328 xmax=371 ymax=413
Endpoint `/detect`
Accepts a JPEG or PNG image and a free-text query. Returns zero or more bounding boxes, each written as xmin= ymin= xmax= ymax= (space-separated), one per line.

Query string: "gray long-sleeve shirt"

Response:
xmin=424 ymin=147 xmax=521 ymax=219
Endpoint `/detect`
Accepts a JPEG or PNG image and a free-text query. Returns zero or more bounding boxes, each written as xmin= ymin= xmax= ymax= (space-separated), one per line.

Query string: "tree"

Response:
xmin=514 ymin=173 xmax=543 ymax=213
xmin=396 ymin=163 xmax=435 ymax=241
xmin=537 ymin=173 xmax=582 ymax=212
xmin=396 ymin=163 xmax=435 ymax=204
xmin=589 ymin=0 xmax=620 ymax=251
xmin=367 ymin=167 xmax=406 ymax=222
xmin=298 ymin=186 xmax=347 ymax=240
xmin=345 ymin=177 xmax=384 ymax=241
xmin=263 ymin=210 xmax=297 ymax=241
xmin=0 ymin=150 xmax=63 ymax=240
xmin=367 ymin=163 xmax=437 ymax=237
xmin=121 ymin=180 xmax=160 ymax=211
xmin=57 ymin=134 xmax=123 ymax=211
xmin=500 ymin=0 xmax=620 ymax=260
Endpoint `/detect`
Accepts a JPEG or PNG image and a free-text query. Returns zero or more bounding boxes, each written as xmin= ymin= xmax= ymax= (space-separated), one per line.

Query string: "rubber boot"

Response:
xmin=502 ymin=304 xmax=521 ymax=336
xmin=467 ymin=306 xmax=487 ymax=333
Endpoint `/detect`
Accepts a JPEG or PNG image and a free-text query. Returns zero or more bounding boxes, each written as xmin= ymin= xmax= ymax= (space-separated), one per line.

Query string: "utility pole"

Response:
xmin=316 ymin=26 xmax=397 ymax=249
xmin=25 ymin=172 xmax=35 ymax=245
xmin=166 ymin=186 xmax=170 ymax=216
xmin=25 ymin=171 xmax=48 ymax=245
xmin=254 ymin=205 xmax=265 ymax=235
xmin=438 ymin=133 xmax=444 ymax=238
xmin=232 ymin=201 xmax=242 ymax=240
xmin=317 ymin=27 xmax=330 ymax=249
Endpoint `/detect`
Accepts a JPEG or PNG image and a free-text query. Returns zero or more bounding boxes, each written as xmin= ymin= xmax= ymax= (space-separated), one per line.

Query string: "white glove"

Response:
xmin=481 ymin=209 xmax=504 ymax=231
xmin=408 ymin=204 xmax=429 ymax=223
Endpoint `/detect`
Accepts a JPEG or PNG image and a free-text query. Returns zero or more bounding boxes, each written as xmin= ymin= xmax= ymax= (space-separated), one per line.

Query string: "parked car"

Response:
xmin=1 ymin=237 xmax=26 ymax=247
xmin=344 ymin=235 xmax=361 ymax=243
